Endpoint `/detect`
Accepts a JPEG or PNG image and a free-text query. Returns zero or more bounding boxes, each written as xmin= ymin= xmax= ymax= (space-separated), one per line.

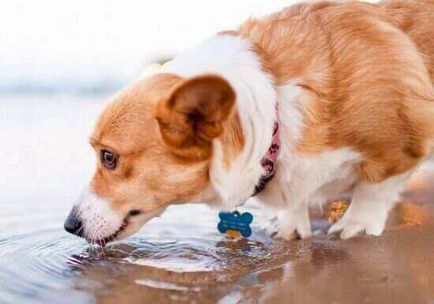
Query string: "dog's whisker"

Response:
xmin=100 ymin=238 xmax=106 ymax=256
xmin=76 ymin=225 xmax=84 ymax=237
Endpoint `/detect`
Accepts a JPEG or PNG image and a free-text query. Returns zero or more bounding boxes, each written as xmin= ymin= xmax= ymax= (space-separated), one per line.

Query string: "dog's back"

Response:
xmin=239 ymin=0 xmax=434 ymax=180
xmin=381 ymin=0 xmax=434 ymax=82
xmin=382 ymin=0 xmax=434 ymax=153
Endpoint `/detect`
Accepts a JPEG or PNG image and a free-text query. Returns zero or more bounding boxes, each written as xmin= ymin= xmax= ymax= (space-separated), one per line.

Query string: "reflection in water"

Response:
xmin=62 ymin=224 xmax=302 ymax=304
xmin=1 ymin=97 xmax=434 ymax=303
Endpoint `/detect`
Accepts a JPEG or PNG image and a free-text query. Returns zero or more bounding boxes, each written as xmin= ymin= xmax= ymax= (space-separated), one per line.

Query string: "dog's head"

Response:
xmin=64 ymin=73 xmax=237 ymax=244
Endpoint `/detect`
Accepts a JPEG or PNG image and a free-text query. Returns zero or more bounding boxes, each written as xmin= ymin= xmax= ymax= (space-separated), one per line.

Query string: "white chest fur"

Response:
xmin=256 ymin=83 xmax=362 ymax=209
xmin=252 ymin=83 xmax=362 ymax=240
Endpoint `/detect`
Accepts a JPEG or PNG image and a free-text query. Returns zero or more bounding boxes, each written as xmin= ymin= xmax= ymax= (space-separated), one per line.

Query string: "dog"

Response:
xmin=64 ymin=0 xmax=434 ymax=244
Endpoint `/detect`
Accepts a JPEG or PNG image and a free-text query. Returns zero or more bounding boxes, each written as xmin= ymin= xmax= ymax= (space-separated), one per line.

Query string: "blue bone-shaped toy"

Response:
xmin=217 ymin=211 xmax=253 ymax=238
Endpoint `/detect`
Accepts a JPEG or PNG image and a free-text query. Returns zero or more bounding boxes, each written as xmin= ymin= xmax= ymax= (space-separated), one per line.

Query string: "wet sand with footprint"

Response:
xmin=0 ymin=96 xmax=433 ymax=303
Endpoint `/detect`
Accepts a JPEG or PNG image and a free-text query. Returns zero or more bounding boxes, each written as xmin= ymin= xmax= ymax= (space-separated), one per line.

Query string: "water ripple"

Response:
xmin=0 ymin=199 xmax=296 ymax=304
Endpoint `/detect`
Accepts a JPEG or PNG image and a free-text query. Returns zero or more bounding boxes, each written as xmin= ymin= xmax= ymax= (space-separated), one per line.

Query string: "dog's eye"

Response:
xmin=101 ymin=150 xmax=118 ymax=170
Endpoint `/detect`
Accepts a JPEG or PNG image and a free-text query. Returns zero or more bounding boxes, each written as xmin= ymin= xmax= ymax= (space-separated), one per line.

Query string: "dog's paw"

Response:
xmin=328 ymin=210 xmax=387 ymax=239
xmin=264 ymin=211 xmax=312 ymax=241
xmin=263 ymin=216 xmax=280 ymax=238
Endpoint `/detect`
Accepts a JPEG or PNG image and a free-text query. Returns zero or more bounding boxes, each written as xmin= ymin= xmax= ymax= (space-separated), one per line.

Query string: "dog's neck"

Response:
xmin=165 ymin=34 xmax=277 ymax=209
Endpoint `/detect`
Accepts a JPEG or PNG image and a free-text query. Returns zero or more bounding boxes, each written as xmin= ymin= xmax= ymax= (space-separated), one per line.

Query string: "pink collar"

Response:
xmin=253 ymin=120 xmax=280 ymax=196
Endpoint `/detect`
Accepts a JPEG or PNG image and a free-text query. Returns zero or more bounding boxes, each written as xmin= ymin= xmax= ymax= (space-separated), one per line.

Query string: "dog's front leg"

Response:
xmin=260 ymin=177 xmax=313 ymax=240
xmin=275 ymin=201 xmax=312 ymax=240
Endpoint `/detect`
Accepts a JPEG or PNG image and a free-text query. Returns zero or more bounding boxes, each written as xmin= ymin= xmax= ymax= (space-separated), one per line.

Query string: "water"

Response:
xmin=0 ymin=203 xmax=295 ymax=303
xmin=1 ymin=95 xmax=434 ymax=304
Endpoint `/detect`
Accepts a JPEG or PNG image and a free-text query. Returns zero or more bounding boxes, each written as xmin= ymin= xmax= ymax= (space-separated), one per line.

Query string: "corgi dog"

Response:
xmin=65 ymin=0 xmax=434 ymax=244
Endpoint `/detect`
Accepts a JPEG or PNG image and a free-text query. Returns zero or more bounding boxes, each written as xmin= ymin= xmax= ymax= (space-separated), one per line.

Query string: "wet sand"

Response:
xmin=0 ymin=96 xmax=433 ymax=304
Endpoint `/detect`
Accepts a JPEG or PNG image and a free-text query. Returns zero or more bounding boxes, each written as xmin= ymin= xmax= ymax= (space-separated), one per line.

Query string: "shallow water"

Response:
xmin=1 ymin=96 xmax=434 ymax=303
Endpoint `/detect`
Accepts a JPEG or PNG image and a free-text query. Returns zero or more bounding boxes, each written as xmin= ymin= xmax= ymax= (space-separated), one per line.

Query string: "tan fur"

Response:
xmin=90 ymin=74 xmax=211 ymax=213
xmin=155 ymin=74 xmax=236 ymax=161
xmin=237 ymin=0 xmax=434 ymax=182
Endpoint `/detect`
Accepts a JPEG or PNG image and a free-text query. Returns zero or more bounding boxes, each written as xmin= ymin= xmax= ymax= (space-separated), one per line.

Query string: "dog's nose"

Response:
xmin=64 ymin=208 xmax=84 ymax=237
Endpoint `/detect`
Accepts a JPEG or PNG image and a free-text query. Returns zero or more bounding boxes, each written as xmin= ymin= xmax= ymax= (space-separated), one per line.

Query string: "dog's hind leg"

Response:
xmin=328 ymin=172 xmax=411 ymax=239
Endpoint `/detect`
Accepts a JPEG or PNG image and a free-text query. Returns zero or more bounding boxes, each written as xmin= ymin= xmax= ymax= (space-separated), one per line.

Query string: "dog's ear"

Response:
xmin=155 ymin=74 xmax=236 ymax=161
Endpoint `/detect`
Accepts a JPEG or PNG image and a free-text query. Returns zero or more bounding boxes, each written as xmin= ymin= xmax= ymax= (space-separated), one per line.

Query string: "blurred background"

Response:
xmin=1 ymin=0 xmax=294 ymax=95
